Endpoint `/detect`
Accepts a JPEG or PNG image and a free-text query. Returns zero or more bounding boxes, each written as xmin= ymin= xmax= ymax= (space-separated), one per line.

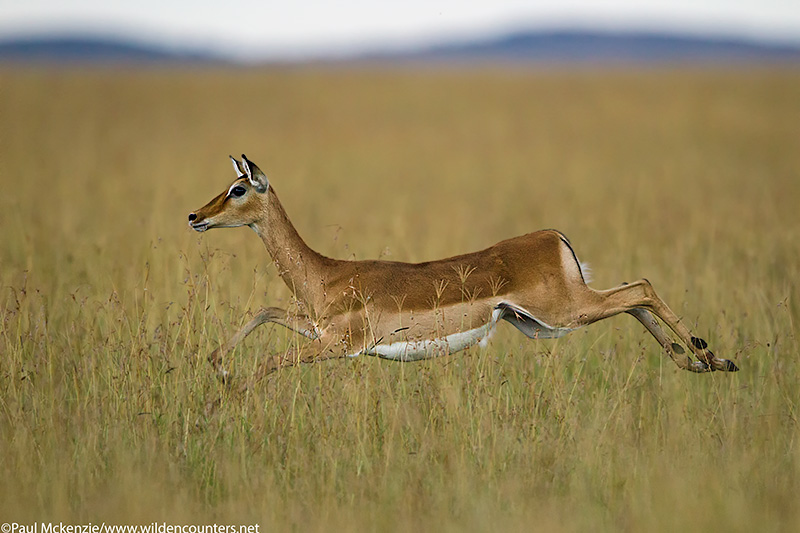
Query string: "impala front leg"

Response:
xmin=236 ymin=335 xmax=345 ymax=391
xmin=209 ymin=307 xmax=318 ymax=380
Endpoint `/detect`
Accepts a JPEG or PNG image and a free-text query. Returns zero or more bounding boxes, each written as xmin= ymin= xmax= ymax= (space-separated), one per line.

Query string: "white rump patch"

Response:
xmin=579 ymin=261 xmax=592 ymax=284
xmin=558 ymin=234 xmax=592 ymax=285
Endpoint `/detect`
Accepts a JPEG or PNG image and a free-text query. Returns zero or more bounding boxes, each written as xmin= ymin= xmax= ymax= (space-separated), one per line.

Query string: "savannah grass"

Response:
xmin=1 ymin=66 xmax=799 ymax=531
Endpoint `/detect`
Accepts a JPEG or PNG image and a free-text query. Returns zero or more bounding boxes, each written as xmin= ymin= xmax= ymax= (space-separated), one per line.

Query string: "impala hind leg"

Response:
xmin=589 ymin=280 xmax=738 ymax=372
xmin=208 ymin=307 xmax=318 ymax=380
xmin=626 ymin=308 xmax=711 ymax=372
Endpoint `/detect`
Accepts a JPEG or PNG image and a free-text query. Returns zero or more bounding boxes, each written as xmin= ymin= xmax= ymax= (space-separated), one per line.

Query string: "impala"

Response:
xmin=188 ymin=155 xmax=738 ymax=380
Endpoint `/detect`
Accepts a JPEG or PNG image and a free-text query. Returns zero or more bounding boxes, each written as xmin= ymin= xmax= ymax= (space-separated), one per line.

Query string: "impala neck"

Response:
xmin=250 ymin=187 xmax=327 ymax=316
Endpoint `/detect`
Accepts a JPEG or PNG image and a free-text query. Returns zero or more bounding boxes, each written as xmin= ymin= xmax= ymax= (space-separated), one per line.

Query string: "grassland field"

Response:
xmin=1 ymin=66 xmax=799 ymax=531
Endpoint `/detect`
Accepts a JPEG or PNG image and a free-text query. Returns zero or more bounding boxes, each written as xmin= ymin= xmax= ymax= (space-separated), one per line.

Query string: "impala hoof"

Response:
xmin=704 ymin=350 xmax=739 ymax=372
xmin=690 ymin=337 xmax=708 ymax=350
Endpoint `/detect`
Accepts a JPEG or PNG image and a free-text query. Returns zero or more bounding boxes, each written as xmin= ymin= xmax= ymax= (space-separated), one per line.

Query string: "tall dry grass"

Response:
xmin=1 ymin=66 xmax=799 ymax=531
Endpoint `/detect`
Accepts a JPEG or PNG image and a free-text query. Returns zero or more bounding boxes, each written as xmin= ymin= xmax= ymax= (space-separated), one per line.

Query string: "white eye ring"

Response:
xmin=227 ymin=184 xmax=247 ymax=198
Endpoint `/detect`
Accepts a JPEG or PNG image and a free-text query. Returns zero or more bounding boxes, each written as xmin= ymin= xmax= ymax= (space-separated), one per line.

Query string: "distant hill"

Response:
xmin=1 ymin=30 xmax=799 ymax=65
xmin=0 ymin=36 xmax=223 ymax=64
xmin=369 ymin=30 xmax=800 ymax=64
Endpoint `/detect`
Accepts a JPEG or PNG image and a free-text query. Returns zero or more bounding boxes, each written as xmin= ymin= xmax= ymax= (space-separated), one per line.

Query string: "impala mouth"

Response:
xmin=190 ymin=221 xmax=210 ymax=232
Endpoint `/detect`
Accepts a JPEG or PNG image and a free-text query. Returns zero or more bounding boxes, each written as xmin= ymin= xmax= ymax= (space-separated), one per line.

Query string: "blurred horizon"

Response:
xmin=1 ymin=0 xmax=799 ymax=62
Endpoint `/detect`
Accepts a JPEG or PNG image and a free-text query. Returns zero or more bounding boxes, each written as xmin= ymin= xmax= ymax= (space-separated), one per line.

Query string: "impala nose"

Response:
xmin=188 ymin=213 xmax=197 ymax=222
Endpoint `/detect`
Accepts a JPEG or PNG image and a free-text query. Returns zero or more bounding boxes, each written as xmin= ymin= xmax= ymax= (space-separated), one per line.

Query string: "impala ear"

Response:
xmin=241 ymin=154 xmax=268 ymax=193
xmin=230 ymin=155 xmax=245 ymax=178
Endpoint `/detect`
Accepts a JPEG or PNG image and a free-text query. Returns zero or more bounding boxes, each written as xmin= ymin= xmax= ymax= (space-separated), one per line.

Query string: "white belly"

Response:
xmin=349 ymin=301 xmax=574 ymax=362
xmin=365 ymin=321 xmax=495 ymax=362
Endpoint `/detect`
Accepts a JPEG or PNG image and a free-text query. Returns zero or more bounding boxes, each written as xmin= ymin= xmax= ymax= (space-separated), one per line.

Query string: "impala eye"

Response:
xmin=230 ymin=185 xmax=246 ymax=198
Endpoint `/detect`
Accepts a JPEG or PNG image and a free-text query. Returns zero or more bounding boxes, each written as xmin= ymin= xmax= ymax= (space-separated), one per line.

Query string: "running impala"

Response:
xmin=188 ymin=155 xmax=738 ymax=381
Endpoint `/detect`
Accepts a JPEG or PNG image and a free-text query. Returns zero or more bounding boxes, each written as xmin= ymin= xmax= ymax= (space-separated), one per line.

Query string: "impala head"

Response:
xmin=188 ymin=154 xmax=269 ymax=232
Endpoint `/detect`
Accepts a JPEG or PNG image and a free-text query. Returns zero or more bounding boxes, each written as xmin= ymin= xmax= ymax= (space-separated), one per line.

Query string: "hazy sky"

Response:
xmin=2 ymin=0 xmax=799 ymax=59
